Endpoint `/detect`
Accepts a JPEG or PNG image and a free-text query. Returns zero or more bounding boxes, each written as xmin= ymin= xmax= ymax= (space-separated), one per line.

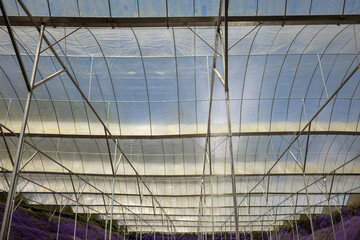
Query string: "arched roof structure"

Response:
xmin=0 ymin=0 xmax=360 ymax=237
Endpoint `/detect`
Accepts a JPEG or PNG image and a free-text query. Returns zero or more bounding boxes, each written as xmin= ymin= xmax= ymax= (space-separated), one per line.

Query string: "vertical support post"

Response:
xmin=219 ymin=1 xmax=239 ymax=239
xmin=140 ymin=182 xmax=143 ymax=240
xmin=302 ymin=125 xmax=316 ymax=240
xmin=6 ymin=199 xmax=15 ymax=240
xmin=268 ymin=225 xmax=272 ymax=240
xmin=135 ymin=216 xmax=138 ymax=240
xmin=85 ymin=213 xmax=91 ymax=240
xmin=109 ymin=140 xmax=118 ymax=240
xmin=250 ymin=225 xmax=253 ymax=240
xmin=56 ymin=207 xmax=62 ymax=240
xmin=293 ymin=194 xmax=300 ymax=240
xmin=0 ymin=22 xmax=44 ymax=240
xmin=73 ymin=198 xmax=79 ymax=240
xmin=324 ymin=178 xmax=337 ymax=240
xmin=274 ymin=206 xmax=280 ymax=240
xmin=335 ymin=195 xmax=347 ymax=240
xmin=211 ymin=176 xmax=215 ymax=240
xmin=123 ymin=224 xmax=126 ymax=240
xmin=105 ymin=217 xmax=108 ymax=240
xmin=290 ymin=222 xmax=295 ymax=240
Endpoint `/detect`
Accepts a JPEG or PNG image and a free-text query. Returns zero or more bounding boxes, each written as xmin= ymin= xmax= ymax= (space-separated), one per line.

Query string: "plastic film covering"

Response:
xmin=0 ymin=25 xmax=360 ymax=136
xmin=2 ymin=0 xmax=360 ymax=17
xmin=0 ymin=6 xmax=360 ymax=233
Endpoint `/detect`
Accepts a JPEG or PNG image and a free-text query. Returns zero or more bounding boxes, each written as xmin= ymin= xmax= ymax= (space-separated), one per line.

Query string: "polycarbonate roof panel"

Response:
xmin=3 ymin=0 xmax=360 ymax=17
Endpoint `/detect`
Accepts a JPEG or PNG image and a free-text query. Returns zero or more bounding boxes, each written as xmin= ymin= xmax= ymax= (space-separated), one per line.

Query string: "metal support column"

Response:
xmin=301 ymin=126 xmax=316 ymax=240
xmin=0 ymin=19 xmax=44 ymax=239
xmin=291 ymin=195 xmax=300 ymax=240
xmin=73 ymin=193 xmax=79 ymax=240
xmin=219 ymin=1 xmax=240 ymax=239
xmin=323 ymin=178 xmax=337 ymax=240
xmin=105 ymin=217 xmax=108 ymax=240
xmin=85 ymin=213 xmax=92 ymax=240
xmin=334 ymin=196 xmax=347 ymax=240
xmin=56 ymin=206 xmax=62 ymax=240
xmin=211 ymin=176 xmax=215 ymax=240
xmin=109 ymin=140 xmax=120 ymax=240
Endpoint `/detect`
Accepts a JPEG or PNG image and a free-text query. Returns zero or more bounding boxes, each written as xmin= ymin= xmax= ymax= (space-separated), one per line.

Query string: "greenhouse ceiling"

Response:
xmin=0 ymin=0 xmax=360 ymax=237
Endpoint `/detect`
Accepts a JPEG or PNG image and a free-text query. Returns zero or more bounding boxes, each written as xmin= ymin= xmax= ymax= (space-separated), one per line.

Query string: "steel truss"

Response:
xmin=0 ymin=0 xmax=360 ymax=238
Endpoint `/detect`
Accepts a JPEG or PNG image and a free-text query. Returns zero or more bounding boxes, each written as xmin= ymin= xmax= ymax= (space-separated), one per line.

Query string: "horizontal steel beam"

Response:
xmin=6 ymin=170 xmax=360 ymax=179
xmin=3 ymin=131 xmax=360 ymax=140
xmin=1 ymin=15 xmax=360 ymax=28
xmin=102 ymin=223 xmax=277 ymax=228
xmin=23 ymin=201 xmax=348 ymax=210
xmin=17 ymin=190 xmax=358 ymax=198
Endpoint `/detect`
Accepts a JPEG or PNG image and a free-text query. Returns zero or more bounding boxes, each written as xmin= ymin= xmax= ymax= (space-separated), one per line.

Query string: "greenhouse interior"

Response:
xmin=0 ymin=0 xmax=360 ymax=239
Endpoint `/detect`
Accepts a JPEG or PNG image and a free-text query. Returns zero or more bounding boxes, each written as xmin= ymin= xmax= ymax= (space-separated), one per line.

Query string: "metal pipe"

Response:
xmin=0 ymin=0 xmax=31 ymax=92
xmin=186 ymin=25 xmax=221 ymax=56
xmin=197 ymin=0 xmax=223 ymax=235
xmin=32 ymin=68 xmax=65 ymax=90
xmin=211 ymin=176 xmax=215 ymax=240
xmin=73 ymin=199 xmax=79 ymax=240
xmin=334 ymin=196 xmax=347 ymax=240
xmin=3 ymin=130 xmax=359 ymax=140
xmin=56 ymin=206 xmax=62 ymax=240
xmin=40 ymin=27 xmax=81 ymax=53
xmin=0 ymin=24 xmax=44 ymax=240
xmin=293 ymin=195 xmax=300 ymax=240
xmin=19 ymin=151 xmax=38 ymax=172
xmin=221 ymin=0 xmax=239 ymax=238
xmin=0 ymin=126 xmax=14 ymax=166
xmin=2 ymin=168 xmax=359 ymax=180
xmin=325 ymin=179 xmax=337 ymax=240
xmin=105 ymin=217 xmax=108 ymax=240
xmin=213 ymin=68 xmax=225 ymax=87
xmin=6 ymin=198 xmax=15 ymax=240
xmin=299 ymin=131 xmax=315 ymax=240
xmin=109 ymin=140 xmax=118 ymax=240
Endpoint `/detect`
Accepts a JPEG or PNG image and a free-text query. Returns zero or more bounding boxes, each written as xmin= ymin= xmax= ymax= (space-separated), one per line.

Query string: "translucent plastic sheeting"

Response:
xmin=15 ymin=190 xmax=337 ymax=232
xmin=1 ymin=172 xmax=356 ymax=208
xmin=2 ymin=0 xmax=360 ymax=17
xmin=0 ymin=16 xmax=359 ymax=234
xmin=1 ymin=135 xmax=358 ymax=176
xmin=0 ymin=25 xmax=360 ymax=136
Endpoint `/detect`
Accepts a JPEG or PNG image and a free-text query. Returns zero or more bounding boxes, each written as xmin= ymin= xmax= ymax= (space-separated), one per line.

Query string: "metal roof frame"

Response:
xmin=0 ymin=0 xmax=360 ymax=237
